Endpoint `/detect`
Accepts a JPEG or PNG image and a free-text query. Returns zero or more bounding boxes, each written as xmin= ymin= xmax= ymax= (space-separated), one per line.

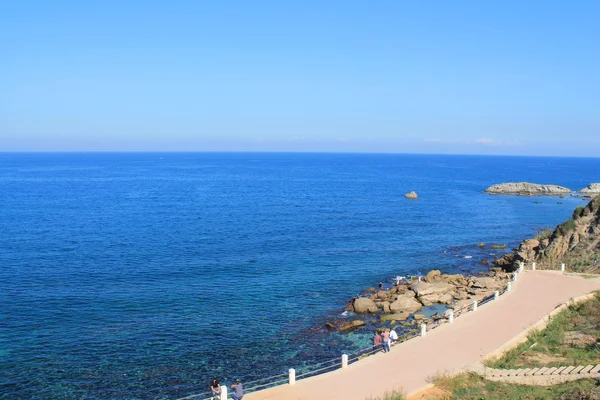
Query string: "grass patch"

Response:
xmin=486 ymin=293 xmax=600 ymax=369
xmin=364 ymin=388 xmax=405 ymax=400
xmin=431 ymin=373 xmax=600 ymax=399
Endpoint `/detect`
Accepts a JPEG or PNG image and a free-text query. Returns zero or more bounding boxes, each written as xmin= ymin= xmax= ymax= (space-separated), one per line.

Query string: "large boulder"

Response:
xmin=381 ymin=301 xmax=391 ymax=313
xmin=409 ymin=281 xmax=455 ymax=297
xmin=425 ymin=270 xmax=441 ymax=283
xmin=471 ymin=277 xmax=498 ymax=289
xmin=390 ymin=295 xmax=423 ymax=313
xmin=352 ymin=297 xmax=379 ymax=313
xmin=418 ymin=293 xmax=453 ymax=306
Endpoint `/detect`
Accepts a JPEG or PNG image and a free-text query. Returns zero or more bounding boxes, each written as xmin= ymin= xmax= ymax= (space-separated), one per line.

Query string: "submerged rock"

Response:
xmin=380 ymin=312 xmax=410 ymax=322
xmin=338 ymin=320 xmax=367 ymax=331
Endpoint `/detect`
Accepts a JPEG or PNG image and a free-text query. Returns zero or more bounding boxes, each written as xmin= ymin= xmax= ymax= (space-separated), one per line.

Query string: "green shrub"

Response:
xmin=572 ymin=206 xmax=585 ymax=219
xmin=558 ymin=218 xmax=577 ymax=234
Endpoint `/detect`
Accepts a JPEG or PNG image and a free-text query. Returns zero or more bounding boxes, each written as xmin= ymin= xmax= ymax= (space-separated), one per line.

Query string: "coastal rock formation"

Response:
xmin=404 ymin=191 xmax=418 ymax=199
xmin=409 ymin=281 xmax=454 ymax=297
xmin=418 ymin=293 xmax=453 ymax=306
xmin=581 ymin=183 xmax=600 ymax=195
xmin=352 ymin=297 xmax=379 ymax=313
xmin=390 ymin=295 xmax=422 ymax=313
xmin=337 ymin=269 xmax=512 ymax=331
xmin=495 ymin=196 xmax=600 ymax=270
xmin=485 ymin=182 xmax=571 ymax=195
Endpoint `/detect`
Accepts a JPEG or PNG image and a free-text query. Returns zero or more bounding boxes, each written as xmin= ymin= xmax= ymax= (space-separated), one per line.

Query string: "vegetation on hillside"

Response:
xmin=486 ymin=292 xmax=600 ymax=369
xmin=431 ymin=372 xmax=600 ymax=400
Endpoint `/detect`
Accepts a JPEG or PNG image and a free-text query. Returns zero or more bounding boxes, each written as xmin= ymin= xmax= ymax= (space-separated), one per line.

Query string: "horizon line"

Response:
xmin=0 ymin=150 xmax=599 ymax=159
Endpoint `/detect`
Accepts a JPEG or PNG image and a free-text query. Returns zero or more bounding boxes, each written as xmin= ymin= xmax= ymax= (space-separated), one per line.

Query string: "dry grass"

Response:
xmin=486 ymin=292 xmax=600 ymax=369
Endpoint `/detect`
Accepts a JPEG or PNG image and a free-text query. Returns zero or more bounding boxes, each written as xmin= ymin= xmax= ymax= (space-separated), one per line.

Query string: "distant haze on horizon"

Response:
xmin=1 ymin=1 xmax=599 ymax=157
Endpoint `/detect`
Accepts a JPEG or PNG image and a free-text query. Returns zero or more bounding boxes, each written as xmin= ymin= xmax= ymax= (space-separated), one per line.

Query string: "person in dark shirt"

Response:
xmin=231 ymin=379 xmax=244 ymax=400
xmin=210 ymin=379 xmax=221 ymax=400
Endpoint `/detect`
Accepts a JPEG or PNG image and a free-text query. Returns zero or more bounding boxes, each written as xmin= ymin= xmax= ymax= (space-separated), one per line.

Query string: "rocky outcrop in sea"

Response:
xmin=485 ymin=182 xmax=572 ymax=195
xmin=581 ymin=183 xmax=600 ymax=196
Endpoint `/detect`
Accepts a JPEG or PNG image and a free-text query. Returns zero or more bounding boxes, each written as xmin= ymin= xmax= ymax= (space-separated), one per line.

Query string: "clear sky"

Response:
xmin=1 ymin=1 xmax=598 ymax=156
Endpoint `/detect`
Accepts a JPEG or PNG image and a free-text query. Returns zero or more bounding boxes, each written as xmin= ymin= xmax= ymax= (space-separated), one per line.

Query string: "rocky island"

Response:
xmin=485 ymin=182 xmax=572 ymax=195
xmin=580 ymin=183 xmax=600 ymax=196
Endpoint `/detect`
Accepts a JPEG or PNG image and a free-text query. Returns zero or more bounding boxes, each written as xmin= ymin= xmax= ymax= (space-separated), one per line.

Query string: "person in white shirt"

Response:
xmin=389 ymin=327 xmax=399 ymax=344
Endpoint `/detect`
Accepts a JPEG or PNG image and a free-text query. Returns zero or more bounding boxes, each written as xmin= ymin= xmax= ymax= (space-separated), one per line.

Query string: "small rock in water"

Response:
xmin=404 ymin=191 xmax=418 ymax=199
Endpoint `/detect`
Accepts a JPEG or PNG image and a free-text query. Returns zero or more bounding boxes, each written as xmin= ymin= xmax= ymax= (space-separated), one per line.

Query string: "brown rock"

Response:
xmin=564 ymin=331 xmax=597 ymax=347
xmin=390 ymin=295 xmax=423 ymax=313
xmin=410 ymin=281 xmax=454 ymax=297
xmin=380 ymin=312 xmax=410 ymax=322
xmin=338 ymin=320 xmax=367 ymax=332
xmin=425 ymin=270 xmax=441 ymax=283
xmin=352 ymin=297 xmax=379 ymax=313
xmin=381 ymin=301 xmax=391 ymax=313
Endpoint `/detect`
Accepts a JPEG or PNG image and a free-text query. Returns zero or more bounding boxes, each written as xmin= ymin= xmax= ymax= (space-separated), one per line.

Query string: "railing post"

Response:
xmin=220 ymin=386 xmax=227 ymax=400
xmin=494 ymin=290 xmax=499 ymax=300
xmin=507 ymin=282 xmax=512 ymax=292
xmin=472 ymin=300 xmax=478 ymax=311
xmin=289 ymin=368 xmax=296 ymax=385
xmin=561 ymin=263 xmax=565 ymax=272
xmin=532 ymin=262 xmax=536 ymax=271
xmin=448 ymin=310 xmax=454 ymax=324
xmin=341 ymin=354 xmax=348 ymax=368
xmin=420 ymin=323 xmax=426 ymax=337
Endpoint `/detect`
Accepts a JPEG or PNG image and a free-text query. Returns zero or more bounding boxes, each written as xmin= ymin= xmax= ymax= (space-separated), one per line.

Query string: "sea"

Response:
xmin=1 ymin=152 xmax=598 ymax=399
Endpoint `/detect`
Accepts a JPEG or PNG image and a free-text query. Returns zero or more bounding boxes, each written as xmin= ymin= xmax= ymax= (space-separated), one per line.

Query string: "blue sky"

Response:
xmin=1 ymin=1 xmax=598 ymax=155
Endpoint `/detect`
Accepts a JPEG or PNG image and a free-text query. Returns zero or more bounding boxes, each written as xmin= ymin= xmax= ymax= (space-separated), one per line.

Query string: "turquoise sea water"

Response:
xmin=0 ymin=152 xmax=597 ymax=399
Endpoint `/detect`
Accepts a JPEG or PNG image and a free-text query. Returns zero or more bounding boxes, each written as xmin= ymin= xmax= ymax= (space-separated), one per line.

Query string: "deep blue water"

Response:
xmin=1 ymin=152 xmax=597 ymax=399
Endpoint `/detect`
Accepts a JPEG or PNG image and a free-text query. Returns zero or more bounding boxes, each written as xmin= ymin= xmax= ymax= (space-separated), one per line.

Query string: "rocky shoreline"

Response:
xmin=328 ymin=194 xmax=600 ymax=334
xmin=327 ymin=268 xmax=512 ymax=332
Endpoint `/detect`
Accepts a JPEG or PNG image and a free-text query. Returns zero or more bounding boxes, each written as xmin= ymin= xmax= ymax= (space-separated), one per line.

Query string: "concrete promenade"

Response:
xmin=246 ymin=270 xmax=600 ymax=400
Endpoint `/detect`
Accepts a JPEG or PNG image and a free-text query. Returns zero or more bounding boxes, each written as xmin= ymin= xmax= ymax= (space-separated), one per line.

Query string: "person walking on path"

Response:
xmin=381 ymin=329 xmax=391 ymax=353
xmin=210 ymin=379 xmax=221 ymax=400
xmin=231 ymin=379 xmax=244 ymax=400
xmin=373 ymin=330 xmax=382 ymax=350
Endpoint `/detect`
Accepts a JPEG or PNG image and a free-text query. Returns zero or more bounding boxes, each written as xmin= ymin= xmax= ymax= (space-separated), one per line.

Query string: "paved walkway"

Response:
xmin=246 ymin=270 xmax=600 ymax=400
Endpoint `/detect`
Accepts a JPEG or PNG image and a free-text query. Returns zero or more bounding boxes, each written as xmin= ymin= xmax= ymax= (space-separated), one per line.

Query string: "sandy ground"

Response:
xmin=244 ymin=271 xmax=600 ymax=400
